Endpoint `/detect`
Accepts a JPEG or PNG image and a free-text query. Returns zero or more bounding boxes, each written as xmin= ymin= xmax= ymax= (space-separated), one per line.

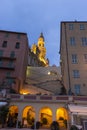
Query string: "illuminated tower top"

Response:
xmin=31 ymin=33 xmax=49 ymax=66
xmin=37 ymin=33 xmax=46 ymax=62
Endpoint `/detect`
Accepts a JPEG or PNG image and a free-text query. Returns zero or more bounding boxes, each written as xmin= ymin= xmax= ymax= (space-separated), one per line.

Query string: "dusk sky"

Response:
xmin=0 ymin=0 xmax=87 ymax=66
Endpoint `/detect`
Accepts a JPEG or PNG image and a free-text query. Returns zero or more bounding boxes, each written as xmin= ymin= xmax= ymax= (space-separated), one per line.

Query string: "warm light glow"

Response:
xmin=22 ymin=106 xmax=35 ymax=127
xmin=22 ymin=106 xmax=35 ymax=118
xmin=9 ymin=105 xmax=18 ymax=114
xmin=56 ymin=107 xmax=68 ymax=120
xmin=40 ymin=107 xmax=52 ymax=125
xmin=48 ymin=71 xmax=51 ymax=75
xmin=22 ymin=92 xmax=28 ymax=95
xmin=20 ymin=89 xmax=30 ymax=95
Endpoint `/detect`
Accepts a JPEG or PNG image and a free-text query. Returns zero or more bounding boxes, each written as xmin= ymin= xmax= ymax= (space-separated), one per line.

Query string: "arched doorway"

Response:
xmin=22 ymin=106 xmax=35 ymax=128
xmin=7 ymin=105 xmax=18 ymax=127
xmin=56 ymin=107 xmax=68 ymax=128
xmin=39 ymin=107 xmax=52 ymax=128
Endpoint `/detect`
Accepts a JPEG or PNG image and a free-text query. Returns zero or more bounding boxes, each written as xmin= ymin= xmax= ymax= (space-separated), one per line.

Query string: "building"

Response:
xmin=1 ymin=93 xmax=87 ymax=129
xmin=31 ymin=33 xmax=49 ymax=66
xmin=60 ymin=21 xmax=87 ymax=95
xmin=0 ymin=30 xmax=28 ymax=93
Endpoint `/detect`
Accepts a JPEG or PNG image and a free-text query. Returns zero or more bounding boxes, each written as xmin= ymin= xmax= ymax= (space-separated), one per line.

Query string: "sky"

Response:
xmin=0 ymin=0 xmax=87 ymax=66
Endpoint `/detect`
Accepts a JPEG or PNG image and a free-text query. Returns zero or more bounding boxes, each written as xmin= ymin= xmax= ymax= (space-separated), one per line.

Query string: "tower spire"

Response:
xmin=39 ymin=32 xmax=44 ymax=41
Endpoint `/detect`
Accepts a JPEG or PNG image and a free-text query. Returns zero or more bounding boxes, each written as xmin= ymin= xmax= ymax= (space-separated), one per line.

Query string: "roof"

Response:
xmin=61 ymin=21 xmax=87 ymax=23
xmin=0 ymin=30 xmax=27 ymax=35
xmin=39 ymin=32 xmax=44 ymax=41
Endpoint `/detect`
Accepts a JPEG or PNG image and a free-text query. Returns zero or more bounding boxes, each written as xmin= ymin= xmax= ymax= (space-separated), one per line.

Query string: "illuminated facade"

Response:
xmin=31 ymin=33 xmax=49 ymax=66
xmin=28 ymin=47 xmax=46 ymax=67
xmin=60 ymin=21 xmax=87 ymax=95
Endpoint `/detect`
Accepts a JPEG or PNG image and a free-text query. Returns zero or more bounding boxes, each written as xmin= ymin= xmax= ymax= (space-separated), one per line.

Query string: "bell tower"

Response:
xmin=31 ymin=33 xmax=49 ymax=66
xmin=37 ymin=33 xmax=46 ymax=63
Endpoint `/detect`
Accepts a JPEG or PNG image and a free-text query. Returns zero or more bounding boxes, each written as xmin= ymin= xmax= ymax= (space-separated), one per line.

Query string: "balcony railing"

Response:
xmin=0 ymin=65 xmax=15 ymax=70
xmin=0 ymin=56 xmax=16 ymax=60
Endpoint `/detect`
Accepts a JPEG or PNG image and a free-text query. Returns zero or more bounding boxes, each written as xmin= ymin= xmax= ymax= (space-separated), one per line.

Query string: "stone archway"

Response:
xmin=22 ymin=106 xmax=35 ymax=128
xmin=7 ymin=105 xmax=18 ymax=127
xmin=56 ymin=107 xmax=68 ymax=128
xmin=9 ymin=105 xmax=18 ymax=114
xmin=39 ymin=106 xmax=52 ymax=128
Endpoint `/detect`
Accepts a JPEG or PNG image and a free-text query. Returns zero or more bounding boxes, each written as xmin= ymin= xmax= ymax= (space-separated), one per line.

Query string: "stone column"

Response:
xmin=35 ymin=107 xmax=40 ymax=121
xmin=52 ymin=108 xmax=57 ymax=121
xmin=16 ymin=106 xmax=23 ymax=128
xmin=18 ymin=109 xmax=22 ymax=121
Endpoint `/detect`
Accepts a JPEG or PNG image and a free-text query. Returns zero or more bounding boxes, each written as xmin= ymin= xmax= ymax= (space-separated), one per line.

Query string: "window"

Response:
xmin=8 ymin=61 xmax=14 ymax=68
xmin=6 ymin=72 xmax=11 ymax=77
xmin=6 ymin=72 xmax=14 ymax=85
xmin=74 ymin=84 xmax=80 ymax=95
xmin=10 ymin=51 xmax=15 ymax=58
xmin=2 ymin=41 xmax=7 ymax=48
xmin=70 ymin=37 xmax=76 ymax=46
xmin=72 ymin=54 xmax=77 ymax=64
xmin=0 ymin=59 xmax=3 ymax=66
xmin=73 ymin=70 xmax=80 ymax=78
xmin=5 ymin=33 xmax=9 ymax=38
xmin=17 ymin=34 xmax=21 ymax=39
xmin=84 ymin=54 xmax=87 ymax=63
xmin=15 ymin=42 xmax=20 ymax=49
xmin=8 ymin=79 xmax=14 ymax=85
xmin=0 ymin=50 xmax=3 ymax=56
xmin=80 ymin=24 xmax=85 ymax=30
xmin=82 ymin=37 xmax=87 ymax=46
xmin=69 ymin=24 xmax=73 ymax=30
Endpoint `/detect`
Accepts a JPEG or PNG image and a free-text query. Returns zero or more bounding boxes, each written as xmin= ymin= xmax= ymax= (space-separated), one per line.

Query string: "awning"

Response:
xmin=68 ymin=104 xmax=87 ymax=115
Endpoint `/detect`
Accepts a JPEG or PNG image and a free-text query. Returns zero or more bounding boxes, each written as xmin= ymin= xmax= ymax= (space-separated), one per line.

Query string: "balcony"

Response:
xmin=0 ymin=65 xmax=15 ymax=70
xmin=0 ymin=56 xmax=16 ymax=61
xmin=6 ymin=76 xmax=16 ymax=79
